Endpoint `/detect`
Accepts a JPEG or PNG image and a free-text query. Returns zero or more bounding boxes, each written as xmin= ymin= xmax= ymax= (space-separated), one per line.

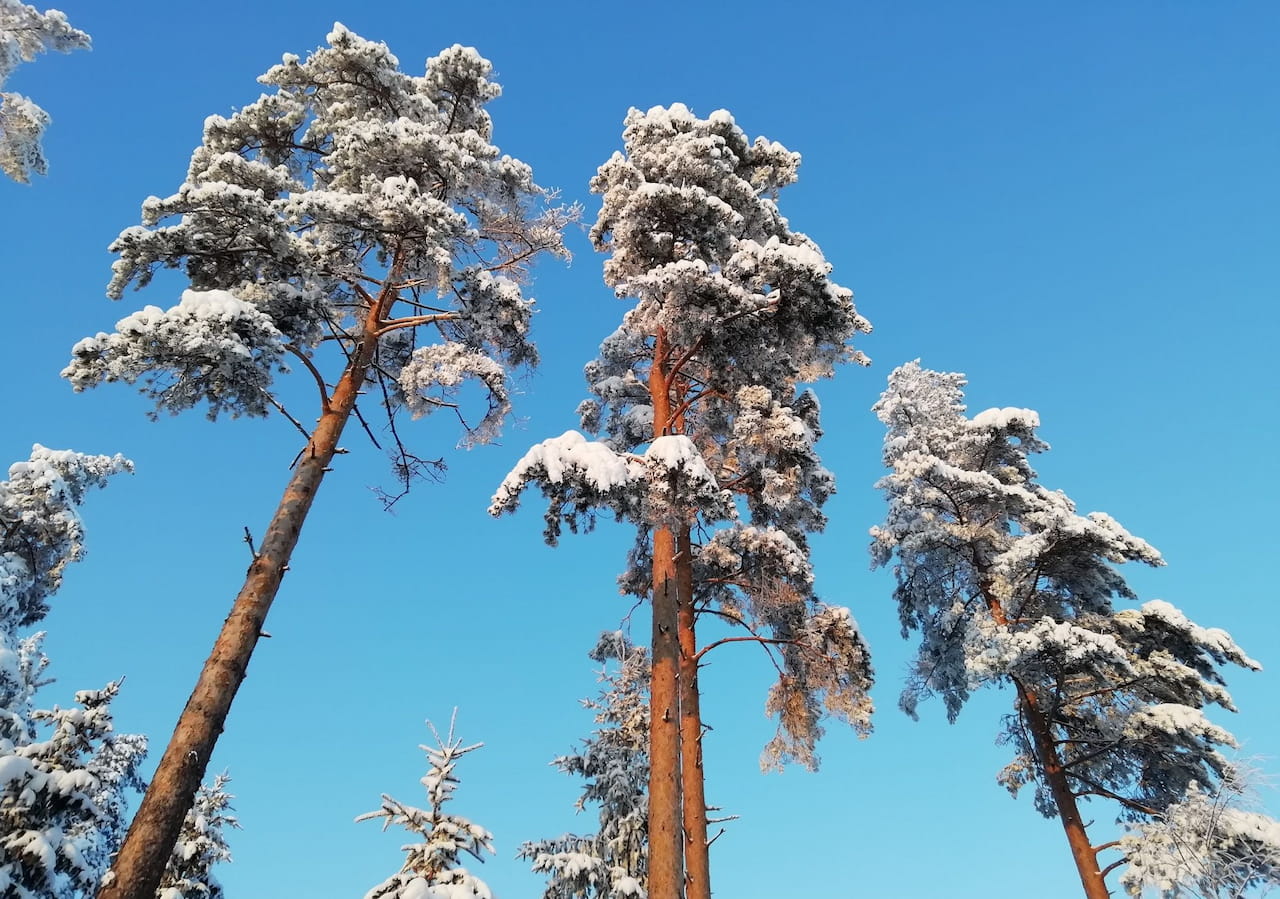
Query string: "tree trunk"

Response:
xmin=647 ymin=326 xmax=685 ymax=899
xmin=1015 ymin=682 xmax=1111 ymax=899
xmin=980 ymin=580 xmax=1109 ymax=899
xmin=98 ymin=332 xmax=379 ymax=899
xmin=677 ymin=529 xmax=711 ymax=899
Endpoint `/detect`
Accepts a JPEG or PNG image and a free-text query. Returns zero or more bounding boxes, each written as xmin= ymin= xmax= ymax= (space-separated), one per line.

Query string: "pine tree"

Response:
xmin=492 ymin=104 xmax=873 ymax=899
xmin=0 ymin=0 xmax=89 ymax=182
xmin=61 ymin=25 xmax=569 ymax=897
xmin=871 ymin=361 xmax=1277 ymax=899
xmin=520 ymin=633 xmax=649 ymax=899
xmin=155 ymin=773 xmax=237 ymax=899
xmin=357 ymin=718 xmax=494 ymax=899
xmin=0 ymin=447 xmax=145 ymax=897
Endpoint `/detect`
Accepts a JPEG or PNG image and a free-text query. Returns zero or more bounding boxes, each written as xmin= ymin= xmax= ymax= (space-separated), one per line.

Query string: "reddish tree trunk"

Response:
xmin=1016 ymin=682 xmax=1111 ymax=899
xmin=647 ymin=326 xmax=685 ymax=899
xmin=981 ymin=582 xmax=1109 ymax=899
xmin=99 ymin=322 xmax=382 ymax=899
xmin=677 ymin=529 xmax=711 ymax=899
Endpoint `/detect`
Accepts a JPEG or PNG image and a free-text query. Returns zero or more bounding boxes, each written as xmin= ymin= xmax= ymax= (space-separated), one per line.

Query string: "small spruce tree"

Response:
xmin=0 ymin=447 xmax=145 ymax=897
xmin=520 ymin=633 xmax=649 ymax=899
xmin=156 ymin=773 xmax=238 ymax=899
xmin=358 ymin=718 xmax=494 ymax=899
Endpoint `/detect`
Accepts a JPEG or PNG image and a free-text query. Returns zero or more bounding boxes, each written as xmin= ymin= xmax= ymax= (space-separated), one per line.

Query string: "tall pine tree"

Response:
xmin=62 ymin=26 xmax=569 ymax=897
xmin=493 ymin=104 xmax=873 ymax=899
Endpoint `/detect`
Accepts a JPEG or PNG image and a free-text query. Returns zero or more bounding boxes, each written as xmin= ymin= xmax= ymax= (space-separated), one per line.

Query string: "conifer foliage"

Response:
xmin=0 ymin=0 xmax=88 ymax=182
xmin=0 ymin=447 xmax=145 ymax=897
xmin=62 ymin=24 xmax=569 ymax=898
xmin=358 ymin=719 xmax=494 ymax=899
xmin=1119 ymin=766 xmax=1280 ymax=898
xmin=520 ymin=633 xmax=649 ymax=899
xmin=870 ymin=361 xmax=1279 ymax=899
xmin=493 ymin=104 xmax=873 ymax=899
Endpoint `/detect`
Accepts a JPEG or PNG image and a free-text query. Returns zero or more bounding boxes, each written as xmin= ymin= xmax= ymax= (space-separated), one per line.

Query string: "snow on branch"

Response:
xmin=0 ymin=0 xmax=90 ymax=181
xmin=64 ymin=289 xmax=288 ymax=420
xmin=1120 ymin=770 xmax=1280 ymax=898
xmin=1 ymin=445 xmax=131 ymax=627
xmin=490 ymin=431 xmax=735 ymax=543
xmin=398 ymin=341 xmax=510 ymax=448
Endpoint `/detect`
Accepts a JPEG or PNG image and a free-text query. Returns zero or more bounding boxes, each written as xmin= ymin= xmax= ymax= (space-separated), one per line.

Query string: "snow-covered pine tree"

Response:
xmin=61 ymin=25 xmax=569 ymax=898
xmin=519 ymin=633 xmax=649 ymax=899
xmin=156 ymin=773 xmax=237 ymax=899
xmin=870 ymin=361 xmax=1278 ymax=899
xmin=0 ymin=447 xmax=146 ymax=897
xmin=0 ymin=0 xmax=88 ymax=182
xmin=492 ymin=104 xmax=873 ymax=899
xmin=358 ymin=719 xmax=494 ymax=899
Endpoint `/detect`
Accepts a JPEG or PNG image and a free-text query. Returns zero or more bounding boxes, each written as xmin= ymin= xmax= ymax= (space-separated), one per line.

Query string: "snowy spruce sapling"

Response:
xmin=0 ymin=0 xmax=89 ymax=182
xmin=0 ymin=447 xmax=146 ymax=897
xmin=358 ymin=718 xmax=494 ymax=899
xmin=62 ymin=24 xmax=570 ymax=899
xmin=156 ymin=772 xmax=238 ymax=899
xmin=492 ymin=103 xmax=873 ymax=899
xmin=870 ymin=361 xmax=1280 ymax=899
xmin=520 ymin=633 xmax=649 ymax=899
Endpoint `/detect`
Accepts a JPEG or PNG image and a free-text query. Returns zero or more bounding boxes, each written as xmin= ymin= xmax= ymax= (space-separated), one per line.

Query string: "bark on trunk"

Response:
xmin=1016 ymin=682 xmax=1111 ymax=899
xmin=647 ymin=326 xmax=685 ymax=899
xmin=98 ymin=330 xmax=380 ymax=899
xmin=677 ymin=529 xmax=711 ymax=899
xmin=981 ymin=582 xmax=1110 ymax=899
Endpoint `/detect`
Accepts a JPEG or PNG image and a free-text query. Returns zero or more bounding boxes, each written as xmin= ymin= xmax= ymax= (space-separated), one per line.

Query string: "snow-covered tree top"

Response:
xmin=64 ymin=24 xmax=570 ymax=466
xmin=1 ymin=677 xmax=146 ymax=898
xmin=1120 ymin=772 xmax=1280 ymax=898
xmin=582 ymin=103 xmax=868 ymax=455
xmin=498 ymin=103 xmax=874 ymax=781
xmin=358 ymin=718 xmax=495 ymax=899
xmin=1 ymin=445 xmax=131 ymax=628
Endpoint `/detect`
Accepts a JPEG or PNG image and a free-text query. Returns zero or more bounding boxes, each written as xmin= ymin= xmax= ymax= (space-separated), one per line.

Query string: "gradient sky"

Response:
xmin=3 ymin=2 xmax=1277 ymax=897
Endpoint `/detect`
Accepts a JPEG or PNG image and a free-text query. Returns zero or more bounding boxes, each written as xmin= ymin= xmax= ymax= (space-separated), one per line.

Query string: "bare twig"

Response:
xmin=259 ymin=389 xmax=313 ymax=442
xmin=283 ymin=344 xmax=332 ymax=413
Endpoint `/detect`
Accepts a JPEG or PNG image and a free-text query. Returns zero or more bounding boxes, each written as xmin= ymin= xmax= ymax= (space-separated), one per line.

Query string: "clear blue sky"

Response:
xmin=3 ymin=2 xmax=1277 ymax=896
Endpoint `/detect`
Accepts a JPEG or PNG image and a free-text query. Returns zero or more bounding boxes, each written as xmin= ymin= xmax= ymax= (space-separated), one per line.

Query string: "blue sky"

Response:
xmin=3 ymin=1 xmax=1278 ymax=896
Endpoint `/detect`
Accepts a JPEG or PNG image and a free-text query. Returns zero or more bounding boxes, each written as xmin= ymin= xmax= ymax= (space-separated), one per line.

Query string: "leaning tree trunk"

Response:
xmin=677 ymin=529 xmax=711 ymax=899
xmin=647 ymin=326 xmax=685 ymax=899
xmin=98 ymin=319 xmax=382 ymax=899
xmin=1015 ymin=681 xmax=1111 ymax=899
xmin=979 ymin=581 xmax=1110 ymax=899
